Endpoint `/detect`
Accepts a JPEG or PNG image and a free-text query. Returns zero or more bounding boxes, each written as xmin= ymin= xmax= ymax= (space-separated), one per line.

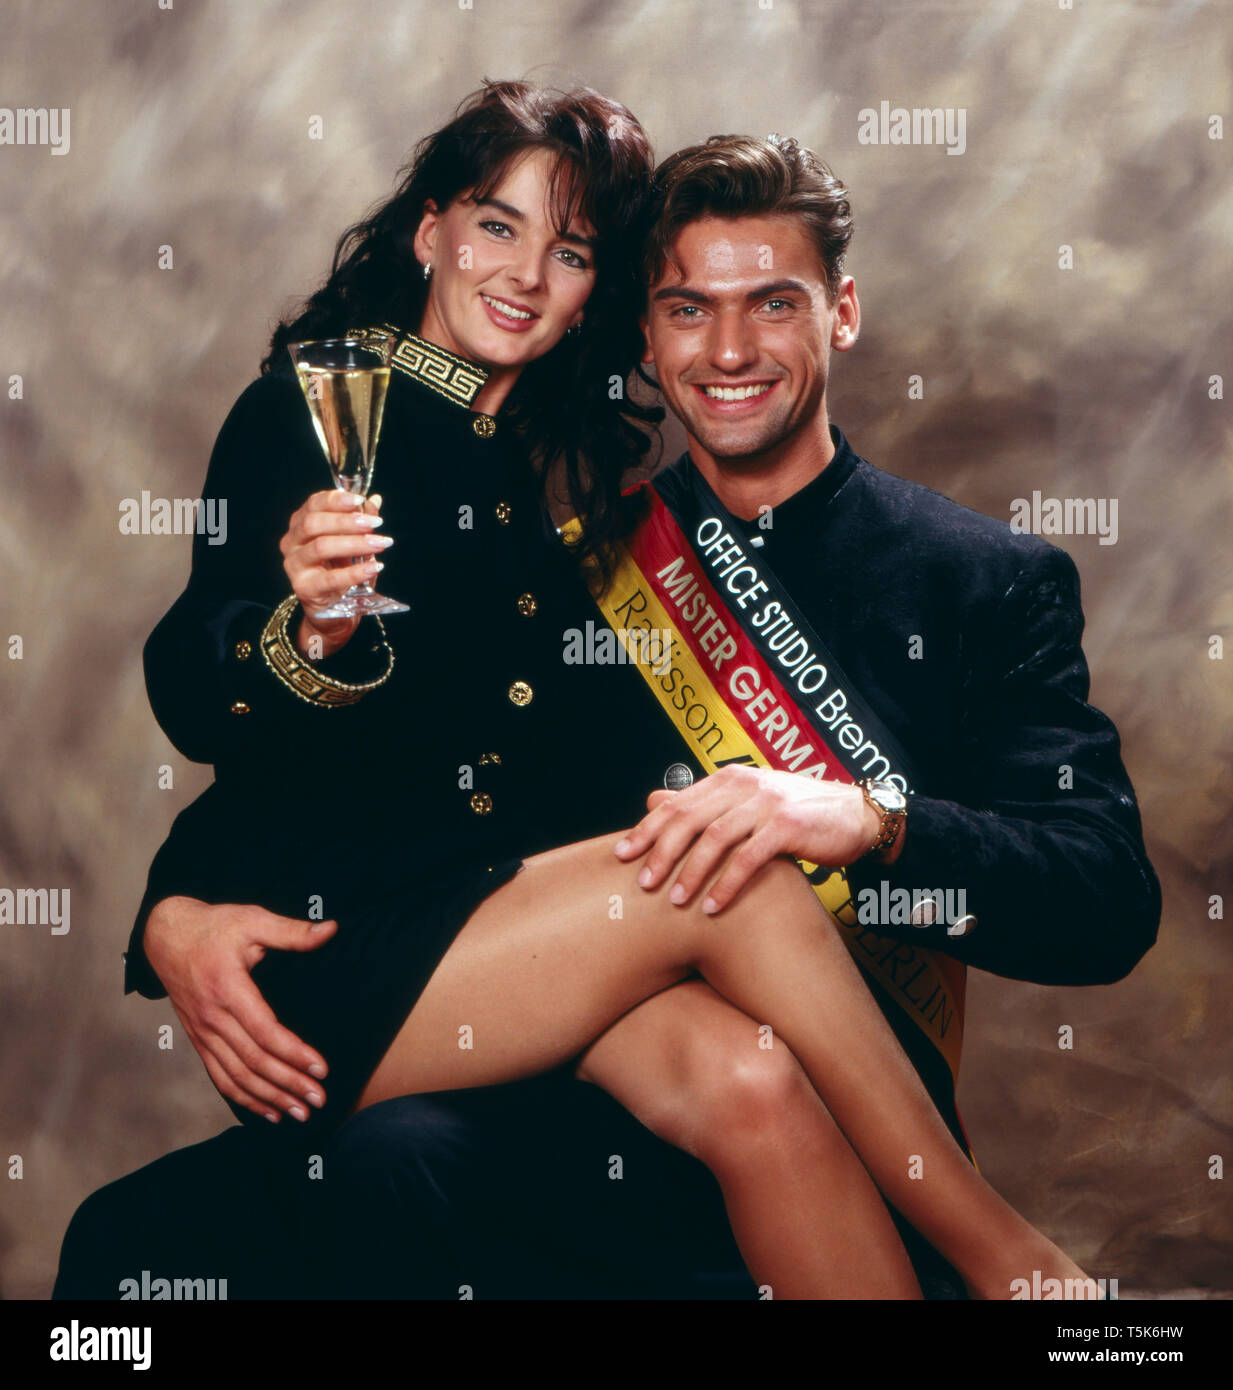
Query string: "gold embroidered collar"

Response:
xmin=345 ymin=324 xmax=490 ymax=409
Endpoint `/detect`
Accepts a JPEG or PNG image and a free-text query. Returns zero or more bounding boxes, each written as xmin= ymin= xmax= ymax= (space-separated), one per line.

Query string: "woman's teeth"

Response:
xmin=482 ymin=294 xmax=535 ymax=321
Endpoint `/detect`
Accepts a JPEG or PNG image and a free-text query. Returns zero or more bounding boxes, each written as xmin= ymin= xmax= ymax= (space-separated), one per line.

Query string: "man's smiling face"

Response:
xmin=642 ymin=214 xmax=857 ymax=469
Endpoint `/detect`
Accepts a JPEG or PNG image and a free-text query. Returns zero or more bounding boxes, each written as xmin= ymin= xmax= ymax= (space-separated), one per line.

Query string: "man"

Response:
xmin=58 ymin=133 xmax=1158 ymax=1301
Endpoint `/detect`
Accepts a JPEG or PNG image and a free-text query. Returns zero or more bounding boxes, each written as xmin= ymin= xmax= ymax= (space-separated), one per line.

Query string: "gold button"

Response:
xmin=495 ymin=501 xmax=511 ymax=524
xmin=472 ymin=414 xmax=496 ymax=439
xmin=478 ymin=751 xmax=502 ymax=766
xmin=230 ymin=701 xmax=250 ymax=715
xmin=516 ymin=592 xmax=538 ymax=617
xmin=507 ymin=681 xmax=533 ymax=707
xmin=470 ymin=792 xmax=493 ymax=815
xmin=234 ymin=640 xmax=252 ymax=661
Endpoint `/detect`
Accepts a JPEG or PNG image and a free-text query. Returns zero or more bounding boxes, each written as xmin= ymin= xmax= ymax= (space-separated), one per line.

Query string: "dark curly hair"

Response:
xmin=262 ymin=79 xmax=663 ymax=586
xmin=641 ymin=133 xmax=854 ymax=305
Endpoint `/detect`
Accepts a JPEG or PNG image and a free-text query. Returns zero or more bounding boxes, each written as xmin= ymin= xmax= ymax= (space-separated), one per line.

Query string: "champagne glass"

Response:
xmin=288 ymin=335 xmax=409 ymax=617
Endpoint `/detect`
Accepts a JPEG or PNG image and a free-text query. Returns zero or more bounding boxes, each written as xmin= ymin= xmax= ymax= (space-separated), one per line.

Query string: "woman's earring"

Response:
xmin=423 ymin=262 xmax=433 ymax=280
xmin=567 ymin=320 xmax=582 ymax=337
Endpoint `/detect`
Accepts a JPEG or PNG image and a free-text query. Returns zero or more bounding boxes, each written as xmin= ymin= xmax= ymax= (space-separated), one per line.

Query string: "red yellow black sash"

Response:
xmin=564 ymin=465 xmax=968 ymax=1090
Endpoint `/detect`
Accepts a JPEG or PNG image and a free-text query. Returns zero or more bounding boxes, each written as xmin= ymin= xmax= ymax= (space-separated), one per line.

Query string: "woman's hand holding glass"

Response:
xmin=278 ymin=490 xmax=393 ymax=659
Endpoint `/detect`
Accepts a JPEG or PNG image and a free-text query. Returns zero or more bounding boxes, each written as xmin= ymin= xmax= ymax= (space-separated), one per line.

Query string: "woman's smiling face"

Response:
xmin=413 ymin=147 xmax=598 ymax=380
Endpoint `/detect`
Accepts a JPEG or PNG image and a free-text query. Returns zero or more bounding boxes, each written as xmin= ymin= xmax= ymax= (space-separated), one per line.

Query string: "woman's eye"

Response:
xmin=479 ymin=220 xmax=512 ymax=238
xmin=556 ymin=248 xmax=590 ymax=270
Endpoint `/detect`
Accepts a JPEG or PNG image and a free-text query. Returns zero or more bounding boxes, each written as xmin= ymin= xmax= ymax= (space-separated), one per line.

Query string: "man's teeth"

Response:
xmin=702 ymin=383 xmax=772 ymax=401
xmin=482 ymin=294 xmax=534 ymax=320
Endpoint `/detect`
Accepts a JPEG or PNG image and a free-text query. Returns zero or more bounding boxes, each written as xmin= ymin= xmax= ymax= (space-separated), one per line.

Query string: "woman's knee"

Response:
xmin=747 ymin=854 xmax=838 ymax=921
xmin=656 ymin=1028 xmax=835 ymax=1167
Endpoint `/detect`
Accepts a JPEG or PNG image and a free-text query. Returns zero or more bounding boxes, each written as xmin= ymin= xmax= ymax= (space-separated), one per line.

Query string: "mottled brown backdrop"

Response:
xmin=1 ymin=0 xmax=1230 ymax=1299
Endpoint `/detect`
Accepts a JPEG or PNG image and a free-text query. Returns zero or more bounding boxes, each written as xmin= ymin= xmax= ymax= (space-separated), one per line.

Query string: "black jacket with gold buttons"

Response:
xmin=124 ymin=336 xmax=690 ymax=997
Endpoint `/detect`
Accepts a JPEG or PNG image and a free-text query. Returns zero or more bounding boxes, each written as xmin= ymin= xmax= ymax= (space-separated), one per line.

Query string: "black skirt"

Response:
xmin=236 ymin=856 xmax=526 ymax=1144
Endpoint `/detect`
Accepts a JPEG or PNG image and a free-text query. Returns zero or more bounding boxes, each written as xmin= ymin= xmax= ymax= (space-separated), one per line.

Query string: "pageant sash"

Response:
xmin=564 ymin=465 xmax=967 ymax=1087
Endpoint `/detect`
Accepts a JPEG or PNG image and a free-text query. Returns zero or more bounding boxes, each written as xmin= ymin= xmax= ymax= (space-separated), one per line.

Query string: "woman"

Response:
xmin=137 ymin=80 xmax=1092 ymax=1300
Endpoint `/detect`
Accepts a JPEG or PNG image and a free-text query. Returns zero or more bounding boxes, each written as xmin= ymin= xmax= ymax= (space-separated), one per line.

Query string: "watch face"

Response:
xmin=868 ymin=781 xmax=907 ymax=813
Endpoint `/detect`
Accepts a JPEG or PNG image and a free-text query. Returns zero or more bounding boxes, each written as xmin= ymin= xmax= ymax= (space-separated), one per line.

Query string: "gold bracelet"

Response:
xmin=259 ymin=594 xmax=394 ymax=707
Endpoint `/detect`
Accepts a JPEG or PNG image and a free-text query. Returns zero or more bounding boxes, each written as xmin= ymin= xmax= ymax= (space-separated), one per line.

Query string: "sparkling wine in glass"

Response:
xmin=289 ymin=336 xmax=409 ymax=617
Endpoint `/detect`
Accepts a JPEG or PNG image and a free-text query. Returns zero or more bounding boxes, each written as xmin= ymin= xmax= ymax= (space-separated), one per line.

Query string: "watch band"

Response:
xmin=858 ymin=779 xmax=905 ymax=858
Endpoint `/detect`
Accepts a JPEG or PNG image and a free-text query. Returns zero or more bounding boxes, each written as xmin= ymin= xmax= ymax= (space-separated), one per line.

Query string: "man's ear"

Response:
xmin=831 ymin=275 xmax=860 ymax=352
xmin=412 ymin=199 xmax=441 ymax=271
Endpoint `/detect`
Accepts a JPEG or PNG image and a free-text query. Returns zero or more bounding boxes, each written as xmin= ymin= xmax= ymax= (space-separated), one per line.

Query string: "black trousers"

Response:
xmin=55 ymin=1072 xmax=964 ymax=1300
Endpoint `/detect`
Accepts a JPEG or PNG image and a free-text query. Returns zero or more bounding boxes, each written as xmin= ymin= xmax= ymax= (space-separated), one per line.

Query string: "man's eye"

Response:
xmin=479 ymin=220 xmax=512 ymax=238
xmin=672 ymin=304 xmax=701 ymax=319
xmin=762 ymin=298 xmax=791 ymax=312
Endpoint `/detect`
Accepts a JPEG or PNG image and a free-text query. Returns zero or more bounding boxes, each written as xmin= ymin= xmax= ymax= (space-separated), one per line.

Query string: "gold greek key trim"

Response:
xmin=344 ymin=322 xmax=402 ymax=355
xmin=345 ymin=324 xmax=489 ymax=408
xmin=259 ymin=594 xmax=394 ymax=708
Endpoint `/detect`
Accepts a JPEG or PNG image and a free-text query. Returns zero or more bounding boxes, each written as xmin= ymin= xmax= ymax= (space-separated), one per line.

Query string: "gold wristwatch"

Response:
xmin=858 ymin=778 xmax=908 ymax=858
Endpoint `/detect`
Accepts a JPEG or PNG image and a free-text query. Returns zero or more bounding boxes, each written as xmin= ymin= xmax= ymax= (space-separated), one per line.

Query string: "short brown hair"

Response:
xmin=642 ymin=133 xmax=854 ymax=305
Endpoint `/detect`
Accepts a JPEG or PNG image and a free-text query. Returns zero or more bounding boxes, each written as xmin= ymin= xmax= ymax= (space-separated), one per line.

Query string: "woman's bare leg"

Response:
xmin=574 ymin=978 xmax=923 ymax=1299
xmin=357 ymin=833 xmax=1090 ymax=1299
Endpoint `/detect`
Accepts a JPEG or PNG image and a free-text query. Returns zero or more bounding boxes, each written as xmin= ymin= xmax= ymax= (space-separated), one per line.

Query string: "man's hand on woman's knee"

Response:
xmin=143 ymin=896 xmax=336 ymax=1124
